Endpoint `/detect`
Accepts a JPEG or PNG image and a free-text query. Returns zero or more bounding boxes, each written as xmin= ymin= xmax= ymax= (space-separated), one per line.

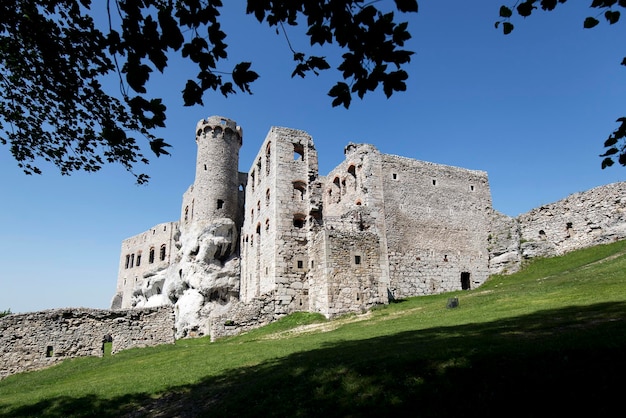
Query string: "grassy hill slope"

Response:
xmin=1 ymin=240 xmax=626 ymax=417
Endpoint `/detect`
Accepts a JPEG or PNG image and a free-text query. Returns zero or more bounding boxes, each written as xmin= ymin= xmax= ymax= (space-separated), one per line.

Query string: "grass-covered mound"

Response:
xmin=1 ymin=240 xmax=626 ymax=417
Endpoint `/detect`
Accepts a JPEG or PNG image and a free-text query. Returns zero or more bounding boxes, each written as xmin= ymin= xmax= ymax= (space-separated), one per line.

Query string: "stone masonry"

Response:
xmin=2 ymin=116 xmax=624 ymax=379
xmin=111 ymin=116 xmax=626 ymax=341
xmin=0 ymin=306 xmax=175 ymax=379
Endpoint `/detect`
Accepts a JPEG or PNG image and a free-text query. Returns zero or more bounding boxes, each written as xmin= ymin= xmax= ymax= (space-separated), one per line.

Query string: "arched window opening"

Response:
xmin=159 ymin=245 xmax=166 ymax=261
xmin=266 ymin=142 xmax=271 ymax=175
xmin=293 ymin=143 xmax=304 ymax=160
xmin=293 ymin=214 xmax=306 ymax=228
xmin=266 ymin=188 xmax=270 ymax=205
xmin=136 ymin=252 xmax=142 ymax=267
xmin=149 ymin=248 xmax=155 ymax=264
xmin=125 ymin=254 xmax=130 ymax=269
xmin=130 ymin=253 xmax=134 ymax=268
xmin=356 ymin=200 xmax=362 ymax=206
xmin=347 ymin=165 xmax=356 ymax=178
xmin=265 ymin=219 xmax=270 ymax=231
xmin=256 ymin=158 xmax=262 ymax=182
xmin=293 ymin=181 xmax=306 ymax=200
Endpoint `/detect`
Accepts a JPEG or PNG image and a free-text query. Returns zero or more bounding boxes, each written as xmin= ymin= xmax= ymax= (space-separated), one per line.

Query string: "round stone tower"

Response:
xmin=192 ymin=115 xmax=243 ymax=223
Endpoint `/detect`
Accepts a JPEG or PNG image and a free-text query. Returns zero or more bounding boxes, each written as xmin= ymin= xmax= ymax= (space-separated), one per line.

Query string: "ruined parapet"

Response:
xmin=0 ymin=307 xmax=175 ymax=380
xmin=518 ymin=182 xmax=626 ymax=258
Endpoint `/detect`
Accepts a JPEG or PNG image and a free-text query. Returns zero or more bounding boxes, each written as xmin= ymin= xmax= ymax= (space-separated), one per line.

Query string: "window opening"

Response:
xmin=130 ymin=253 xmax=134 ymax=268
xmin=46 ymin=346 xmax=53 ymax=357
xmin=217 ymin=199 xmax=224 ymax=209
xmin=125 ymin=254 xmax=130 ymax=269
xmin=348 ymin=165 xmax=356 ymax=177
xmin=136 ymin=253 xmax=141 ymax=267
xmin=297 ymin=260 xmax=304 ymax=269
xmin=149 ymin=248 xmax=155 ymax=263
xmin=392 ymin=173 xmax=397 ymax=180
xmin=293 ymin=214 xmax=306 ymax=228
xmin=184 ymin=206 xmax=189 ymax=222
xmin=293 ymin=181 xmax=306 ymax=200
xmin=266 ymin=142 xmax=271 ymax=175
xmin=470 ymin=185 xmax=475 ymax=191
xmin=354 ymin=255 xmax=361 ymax=265
xmin=293 ymin=143 xmax=304 ymax=160
xmin=432 ymin=179 xmax=437 ymax=186
xmin=159 ymin=245 xmax=166 ymax=261
xmin=266 ymin=189 xmax=270 ymax=205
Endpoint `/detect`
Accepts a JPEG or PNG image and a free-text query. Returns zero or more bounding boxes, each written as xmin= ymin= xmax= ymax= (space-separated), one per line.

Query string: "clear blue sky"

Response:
xmin=1 ymin=1 xmax=624 ymax=313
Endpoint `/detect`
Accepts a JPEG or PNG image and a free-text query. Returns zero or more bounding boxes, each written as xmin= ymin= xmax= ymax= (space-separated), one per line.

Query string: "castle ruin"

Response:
xmin=2 ymin=115 xmax=625 ymax=379
xmin=111 ymin=116 xmax=499 ymax=338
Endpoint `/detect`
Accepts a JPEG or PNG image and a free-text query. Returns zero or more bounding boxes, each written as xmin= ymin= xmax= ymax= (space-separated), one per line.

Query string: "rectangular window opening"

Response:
xmin=354 ymin=255 xmax=361 ymax=265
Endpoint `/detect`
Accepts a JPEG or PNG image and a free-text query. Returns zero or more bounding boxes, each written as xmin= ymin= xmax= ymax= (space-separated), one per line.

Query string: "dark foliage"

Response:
xmin=0 ymin=1 xmax=417 ymax=182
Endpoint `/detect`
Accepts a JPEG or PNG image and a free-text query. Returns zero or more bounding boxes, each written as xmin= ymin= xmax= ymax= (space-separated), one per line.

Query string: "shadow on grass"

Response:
xmin=4 ymin=302 xmax=626 ymax=417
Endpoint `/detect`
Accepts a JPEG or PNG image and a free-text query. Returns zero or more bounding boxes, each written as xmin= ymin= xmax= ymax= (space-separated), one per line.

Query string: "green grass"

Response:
xmin=2 ymin=240 xmax=626 ymax=417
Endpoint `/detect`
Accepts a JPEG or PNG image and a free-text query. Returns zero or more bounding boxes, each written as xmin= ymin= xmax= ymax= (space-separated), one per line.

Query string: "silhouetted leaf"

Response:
xmin=499 ymin=6 xmax=513 ymax=18
xmin=394 ymin=0 xmax=418 ymax=13
xmin=584 ymin=17 xmax=600 ymax=28
xmin=605 ymin=10 xmax=620 ymax=24
xmin=328 ymin=82 xmax=351 ymax=108
xmin=149 ymin=138 xmax=171 ymax=157
xmin=517 ymin=2 xmax=536 ymax=17
xmin=503 ymin=22 xmax=514 ymax=34
xmin=232 ymin=62 xmax=259 ymax=93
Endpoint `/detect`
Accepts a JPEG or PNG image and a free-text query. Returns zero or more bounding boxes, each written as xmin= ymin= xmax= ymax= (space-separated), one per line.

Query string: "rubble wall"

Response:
xmin=0 ymin=306 xmax=175 ymax=379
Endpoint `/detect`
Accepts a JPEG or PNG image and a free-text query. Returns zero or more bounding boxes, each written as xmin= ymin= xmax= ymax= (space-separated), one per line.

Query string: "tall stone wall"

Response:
xmin=240 ymin=127 xmax=320 ymax=316
xmin=380 ymin=154 xmax=492 ymax=298
xmin=0 ymin=307 xmax=175 ymax=380
xmin=113 ymin=222 xmax=179 ymax=309
xmin=309 ymin=230 xmax=385 ymax=317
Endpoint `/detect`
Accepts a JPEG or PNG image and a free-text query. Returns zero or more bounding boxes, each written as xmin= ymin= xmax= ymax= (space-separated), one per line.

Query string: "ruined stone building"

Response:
xmin=3 ymin=116 xmax=624 ymax=379
xmin=111 ymin=115 xmax=492 ymax=337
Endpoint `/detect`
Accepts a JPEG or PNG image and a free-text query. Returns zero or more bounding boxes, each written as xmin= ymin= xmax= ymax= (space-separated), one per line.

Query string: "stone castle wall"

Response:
xmin=113 ymin=222 xmax=179 ymax=309
xmin=518 ymin=182 xmax=626 ymax=258
xmin=0 ymin=306 xmax=175 ymax=380
xmin=380 ymin=154 xmax=493 ymax=297
xmin=487 ymin=182 xmax=626 ymax=274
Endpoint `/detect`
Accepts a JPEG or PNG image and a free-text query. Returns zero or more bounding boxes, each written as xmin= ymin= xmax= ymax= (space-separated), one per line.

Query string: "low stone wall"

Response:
xmin=0 ymin=306 xmax=175 ymax=380
xmin=488 ymin=182 xmax=626 ymax=274
xmin=518 ymin=182 xmax=626 ymax=258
